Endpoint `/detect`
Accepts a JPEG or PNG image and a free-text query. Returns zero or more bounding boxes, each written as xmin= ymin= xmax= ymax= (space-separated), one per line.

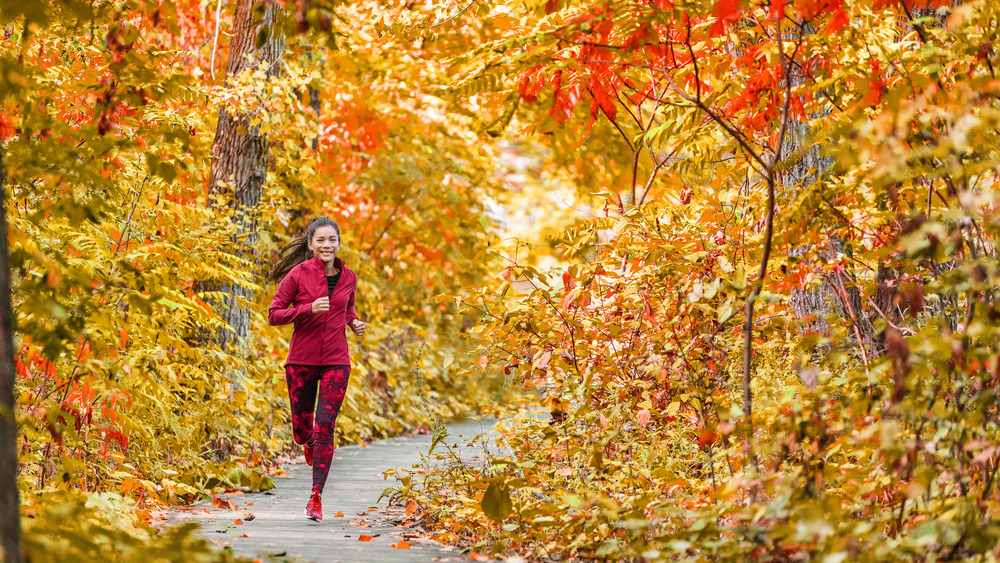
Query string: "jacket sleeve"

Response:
xmin=268 ymin=270 xmax=313 ymax=326
xmin=345 ymin=280 xmax=360 ymax=326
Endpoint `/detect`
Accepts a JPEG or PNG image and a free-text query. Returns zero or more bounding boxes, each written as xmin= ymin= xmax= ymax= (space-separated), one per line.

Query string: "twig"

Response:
xmin=210 ymin=0 xmax=224 ymax=81
xmin=408 ymin=0 xmax=479 ymax=30
xmin=834 ymin=270 xmax=871 ymax=371
xmin=114 ymin=176 xmax=149 ymax=255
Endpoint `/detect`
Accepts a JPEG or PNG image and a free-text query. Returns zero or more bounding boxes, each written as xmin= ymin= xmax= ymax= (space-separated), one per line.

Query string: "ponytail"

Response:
xmin=268 ymin=216 xmax=341 ymax=283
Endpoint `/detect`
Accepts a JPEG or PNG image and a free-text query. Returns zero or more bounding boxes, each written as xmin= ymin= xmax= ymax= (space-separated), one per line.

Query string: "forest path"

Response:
xmin=168 ymin=417 xmax=497 ymax=563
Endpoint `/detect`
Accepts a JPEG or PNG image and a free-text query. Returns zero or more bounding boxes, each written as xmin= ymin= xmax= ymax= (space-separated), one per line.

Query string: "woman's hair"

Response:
xmin=268 ymin=216 xmax=341 ymax=283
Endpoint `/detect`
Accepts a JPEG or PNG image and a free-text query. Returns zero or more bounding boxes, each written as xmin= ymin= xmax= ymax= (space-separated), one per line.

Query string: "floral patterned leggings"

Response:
xmin=285 ymin=364 xmax=351 ymax=493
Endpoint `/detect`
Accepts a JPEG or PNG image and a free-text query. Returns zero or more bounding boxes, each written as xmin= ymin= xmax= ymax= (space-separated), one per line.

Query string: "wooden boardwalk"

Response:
xmin=168 ymin=418 xmax=497 ymax=562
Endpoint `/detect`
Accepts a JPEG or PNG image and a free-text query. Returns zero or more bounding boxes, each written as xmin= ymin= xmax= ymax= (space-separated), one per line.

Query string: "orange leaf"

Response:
xmin=211 ymin=497 xmax=233 ymax=510
xmin=359 ymin=535 xmax=373 ymax=542
xmin=133 ymin=509 xmax=151 ymax=524
xmin=335 ymin=511 xmax=345 ymax=517
xmin=234 ymin=519 xmax=243 ymax=525
xmin=46 ymin=265 xmax=61 ymax=287
xmin=393 ymin=541 xmax=411 ymax=549
xmin=698 ymin=431 xmax=718 ymax=446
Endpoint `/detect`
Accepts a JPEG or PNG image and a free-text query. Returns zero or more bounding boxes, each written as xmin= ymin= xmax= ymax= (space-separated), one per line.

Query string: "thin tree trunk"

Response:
xmin=781 ymin=28 xmax=876 ymax=360
xmin=208 ymin=0 xmax=285 ymax=355
xmin=0 ymin=150 xmax=22 ymax=563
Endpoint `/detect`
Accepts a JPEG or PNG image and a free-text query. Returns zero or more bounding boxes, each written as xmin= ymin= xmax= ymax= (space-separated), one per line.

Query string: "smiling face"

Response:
xmin=307 ymin=225 xmax=340 ymax=264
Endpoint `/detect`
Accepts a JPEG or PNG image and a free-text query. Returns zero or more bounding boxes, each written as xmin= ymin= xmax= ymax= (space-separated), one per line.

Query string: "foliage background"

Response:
xmin=7 ymin=0 xmax=1000 ymax=561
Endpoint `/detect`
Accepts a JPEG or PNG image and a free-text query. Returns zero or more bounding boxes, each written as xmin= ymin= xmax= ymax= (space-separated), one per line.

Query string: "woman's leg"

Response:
xmin=285 ymin=365 xmax=320 ymax=447
xmin=311 ymin=365 xmax=351 ymax=493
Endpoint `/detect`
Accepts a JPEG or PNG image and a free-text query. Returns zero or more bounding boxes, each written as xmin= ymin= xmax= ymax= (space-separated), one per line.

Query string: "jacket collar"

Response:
xmin=306 ymin=256 xmax=347 ymax=272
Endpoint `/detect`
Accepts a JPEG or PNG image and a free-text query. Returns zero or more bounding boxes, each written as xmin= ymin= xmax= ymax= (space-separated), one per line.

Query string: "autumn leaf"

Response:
xmin=636 ymin=409 xmax=651 ymax=427
xmin=480 ymin=478 xmax=513 ymax=521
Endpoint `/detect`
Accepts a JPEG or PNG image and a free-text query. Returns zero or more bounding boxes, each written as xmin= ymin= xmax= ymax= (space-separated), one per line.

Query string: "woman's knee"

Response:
xmin=316 ymin=423 xmax=333 ymax=443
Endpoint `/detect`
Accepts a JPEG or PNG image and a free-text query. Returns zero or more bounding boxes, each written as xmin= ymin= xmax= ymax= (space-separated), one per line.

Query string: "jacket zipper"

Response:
xmin=318 ymin=260 xmax=327 ymax=363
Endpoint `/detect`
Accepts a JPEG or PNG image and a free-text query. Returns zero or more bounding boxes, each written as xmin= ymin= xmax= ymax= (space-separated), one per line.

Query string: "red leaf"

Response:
xmin=715 ymin=0 xmax=741 ymax=19
xmin=826 ymin=1 xmax=849 ymax=33
xmin=769 ymin=0 xmax=785 ymax=20
xmin=711 ymin=0 xmax=742 ymax=36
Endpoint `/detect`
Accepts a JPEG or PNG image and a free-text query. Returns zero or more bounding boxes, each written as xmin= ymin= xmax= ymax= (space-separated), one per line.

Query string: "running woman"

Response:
xmin=267 ymin=216 xmax=366 ymax=521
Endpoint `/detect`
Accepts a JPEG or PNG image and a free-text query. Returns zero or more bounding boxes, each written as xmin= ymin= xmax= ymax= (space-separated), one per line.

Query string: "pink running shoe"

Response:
xmin=305 ymin=491 xmax=322 ymax=521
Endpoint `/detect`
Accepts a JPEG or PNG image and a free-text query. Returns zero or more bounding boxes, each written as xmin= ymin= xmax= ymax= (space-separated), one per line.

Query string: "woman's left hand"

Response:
xmin=350 ymin=319 xmax=366 ymax=336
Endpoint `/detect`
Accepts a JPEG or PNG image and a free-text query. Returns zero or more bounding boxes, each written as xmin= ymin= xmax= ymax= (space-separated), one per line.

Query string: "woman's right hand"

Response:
xmin=311 ymin=297 xmax=330 ymax=314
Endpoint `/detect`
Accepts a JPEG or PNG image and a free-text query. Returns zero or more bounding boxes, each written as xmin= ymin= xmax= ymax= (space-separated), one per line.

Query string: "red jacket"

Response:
xmin=268 ymin=256 xmax=360 ymax=366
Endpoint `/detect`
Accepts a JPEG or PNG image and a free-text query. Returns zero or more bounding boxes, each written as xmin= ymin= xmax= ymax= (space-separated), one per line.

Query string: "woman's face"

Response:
xmin=308 ymin=225 xmax=340 ymax=264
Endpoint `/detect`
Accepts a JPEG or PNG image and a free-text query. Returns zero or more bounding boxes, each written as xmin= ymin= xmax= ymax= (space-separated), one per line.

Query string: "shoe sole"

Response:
xmin=304 ymin=510 xmax=321 ymax=521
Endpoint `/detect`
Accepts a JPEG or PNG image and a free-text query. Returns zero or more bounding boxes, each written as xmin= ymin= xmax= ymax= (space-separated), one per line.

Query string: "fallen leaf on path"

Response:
xmin=469 ymin=552 xmax=489 ymax=561
xmin=240 ymin=533 xmax=250 ymax=538
xmin=134 ymin=509 xmax=152 ymax=524
xmin=361 ymin=444 xmax=367 ymax=448
xmin=211 ymin=497 xmax=233 ymax=510
xmin=243 ymin=514 xmax=256 ymax=521
xmin=358 ymin=535 xmax=373 ymax=542
xmin=335 ymin=511 xmax=344 ymax=517
xmin=234 ymin=519 xmax=243 ymax=525
xmin=247 ymin=503 xmax=254 ymax=506
xmin=392 ymin=541 xmax=410 ymax=549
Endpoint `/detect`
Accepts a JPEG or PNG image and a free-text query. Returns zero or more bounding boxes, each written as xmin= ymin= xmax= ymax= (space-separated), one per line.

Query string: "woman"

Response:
xmin=268 ymin=216 xmax=366 ymax=521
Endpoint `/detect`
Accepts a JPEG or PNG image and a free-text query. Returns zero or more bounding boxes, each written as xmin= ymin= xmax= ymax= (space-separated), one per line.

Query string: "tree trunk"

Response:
xmin=0 ymin=150 xmax=22 ymax=563
xmin=782 ymin=50 xmax=877 ymax=359
xmin=208 ymin=0 xmax=285 ymax=354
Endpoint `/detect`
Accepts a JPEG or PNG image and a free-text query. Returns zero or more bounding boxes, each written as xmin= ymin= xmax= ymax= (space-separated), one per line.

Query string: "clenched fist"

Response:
xmin=350 ymin=319 xmax=366 ymax=336
xmin=311 ymin=297 xmax=330 ymax=314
